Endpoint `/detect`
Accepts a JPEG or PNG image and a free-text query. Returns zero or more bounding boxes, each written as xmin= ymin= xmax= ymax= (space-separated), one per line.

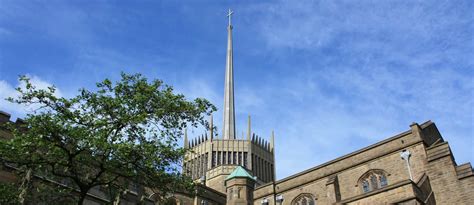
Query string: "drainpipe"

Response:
xmin=400 ymin=150 xmax=413 ymax=181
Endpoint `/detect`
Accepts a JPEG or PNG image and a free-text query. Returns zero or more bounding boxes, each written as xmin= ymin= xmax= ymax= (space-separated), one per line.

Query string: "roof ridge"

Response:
xmin=225 ymin=166 xmax=255 ymax=181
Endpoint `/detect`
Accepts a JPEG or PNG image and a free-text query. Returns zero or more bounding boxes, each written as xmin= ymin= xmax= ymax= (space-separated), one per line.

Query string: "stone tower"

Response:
xmin=182 ymin=9 xmax=276 ymax=194
xmin=225 ymin=166 xmax=256 ymax=205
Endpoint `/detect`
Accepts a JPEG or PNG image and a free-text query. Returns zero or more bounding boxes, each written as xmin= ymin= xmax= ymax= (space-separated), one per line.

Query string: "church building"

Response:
xmin=174 ymin=10 xmax=474 ymax=205
xmin=0 ymin=10 xmax=472 ymax=205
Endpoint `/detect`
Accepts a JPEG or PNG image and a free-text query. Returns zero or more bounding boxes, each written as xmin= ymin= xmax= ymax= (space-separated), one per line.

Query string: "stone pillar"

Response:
xmin=226 ymin=177 xmax=255 ymax=205
xmin=410 ymin=122 xmax=424 ymax=140
xmin=326 ymin=175 xmax=341 ymax=204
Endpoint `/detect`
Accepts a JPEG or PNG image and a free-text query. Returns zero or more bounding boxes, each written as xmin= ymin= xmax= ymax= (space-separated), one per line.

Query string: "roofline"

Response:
xmin=274 ymin=120 xmax=433 ymax=184
xmin=225 ymin=166 xmax=256 ymax=181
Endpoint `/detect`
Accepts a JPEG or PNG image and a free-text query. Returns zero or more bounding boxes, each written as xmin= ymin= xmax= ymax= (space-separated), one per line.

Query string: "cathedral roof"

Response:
xmin=225 ymin=166 xmax=255 ymax=181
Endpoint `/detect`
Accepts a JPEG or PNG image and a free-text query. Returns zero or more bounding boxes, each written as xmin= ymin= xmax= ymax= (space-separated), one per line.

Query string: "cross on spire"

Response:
xmin=227 ymin=9 xmax=234 ymax=26
xmin=223 ymin=8 xmax=235 ymax=139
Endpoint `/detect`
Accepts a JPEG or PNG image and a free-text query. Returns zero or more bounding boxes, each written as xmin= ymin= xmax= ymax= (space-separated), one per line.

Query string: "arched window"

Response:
xmin=358 ymin=169 xmax=389 ymax=193
xmin=291 ymin=193 xmax=316 ymax=205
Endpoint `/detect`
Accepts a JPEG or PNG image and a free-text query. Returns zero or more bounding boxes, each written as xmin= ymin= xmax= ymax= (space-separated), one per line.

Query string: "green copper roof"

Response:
xmin=225 ymin=166 xmax=255 ymax=181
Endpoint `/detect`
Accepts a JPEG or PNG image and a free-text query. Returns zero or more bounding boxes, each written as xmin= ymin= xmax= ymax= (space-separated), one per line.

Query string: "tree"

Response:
xmin=0 ymin=73 xmax=216 ymax=204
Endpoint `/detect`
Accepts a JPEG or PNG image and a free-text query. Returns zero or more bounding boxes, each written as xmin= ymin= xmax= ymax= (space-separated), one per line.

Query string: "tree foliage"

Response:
xmin=0 ymin=73 xmax=216 ymax=204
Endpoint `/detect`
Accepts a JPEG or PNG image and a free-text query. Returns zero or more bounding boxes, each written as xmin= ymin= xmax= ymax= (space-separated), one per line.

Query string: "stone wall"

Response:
xmin=425 ymin=142 xmax=474 ymax=204
xmin=253 ymin=121 xmax=473 ymax=204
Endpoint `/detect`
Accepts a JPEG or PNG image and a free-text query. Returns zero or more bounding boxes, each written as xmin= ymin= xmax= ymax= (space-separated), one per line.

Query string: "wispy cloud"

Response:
xmin=0 ymin=75 xmax=63 ymax=119
xmin=0 ymin=0 xmax=471 ymax=180
xmin=236 ymin=0 xmax=474 ymax=178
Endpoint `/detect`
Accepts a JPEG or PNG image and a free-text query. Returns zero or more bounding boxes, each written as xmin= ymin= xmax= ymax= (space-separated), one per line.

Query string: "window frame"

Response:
xmin=358 ymin=169 xmax=389 ymax=193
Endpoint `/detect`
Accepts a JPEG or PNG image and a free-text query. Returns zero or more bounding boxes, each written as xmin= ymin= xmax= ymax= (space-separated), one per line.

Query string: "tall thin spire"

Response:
xmin=223 ymin=9 xmax=236 ymax=139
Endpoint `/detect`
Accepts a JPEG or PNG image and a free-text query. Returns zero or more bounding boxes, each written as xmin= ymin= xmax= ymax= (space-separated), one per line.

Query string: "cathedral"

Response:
xmin=173 ymin=10 xmax=474 ymax=205
xmin=0 ymin=10 xmax=473 ymax=205
xmin=181 ymin=9 xmax=275 ymax=194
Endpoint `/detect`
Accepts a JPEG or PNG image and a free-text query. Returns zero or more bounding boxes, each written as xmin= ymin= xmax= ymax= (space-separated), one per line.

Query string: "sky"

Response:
xmin=0 ymin=0 xmax=473 ymax=180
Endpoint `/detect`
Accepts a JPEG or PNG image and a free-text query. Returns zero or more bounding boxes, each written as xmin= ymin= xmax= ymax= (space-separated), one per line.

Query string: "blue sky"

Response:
xmin=0 ymin=0 xmax=472 ymax=179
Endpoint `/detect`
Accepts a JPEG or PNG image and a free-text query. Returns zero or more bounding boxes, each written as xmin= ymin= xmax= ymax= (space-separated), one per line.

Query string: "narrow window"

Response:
xmin=233 ymin=152 xmax=237 ymax=165
xmin=202 ymin=155 xmax=205 ymax=176
xmin=362 ymin=180 xmax=370 ymax=193
xmin=238 ymin=152 xmax=242 ymax=165
xmin=379 ymin=175 xmax=387 ymax=187
xmin=228 ymin=152 xmax=232 ymax=164
xmin=370 ymin=175 xmax=378 ymax=189
xmin=223 ymin=151 xmax=227 ymax=165
xmin=262 ymin=160 xmax=266 ymax=181
xmin=255 ymin=157 xmax=259 ymax=178
xmin=271 ymin=164 xmax=274 ymax=181
xmin=265 ymin=161 xmax=268 ymax=181
xmin=251 ymin=154 xmax=255 ymax=171
xmin=243 ymin=152 xmax=248 ymax=168
xmin=212 ymin=151 xmax=216 ymax=167
xmin=217 ymin=152 xmax=221 ymax=165
xmin=198 ymin=156 xmax=202 ymax=177
xmin=204 ymin=153 xmax=208 ymax=171
xmin=191 ymin=158 xmax=195 ymax=179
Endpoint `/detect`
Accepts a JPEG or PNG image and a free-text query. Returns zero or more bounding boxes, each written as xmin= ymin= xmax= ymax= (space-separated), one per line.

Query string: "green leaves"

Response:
xmin=1 ymin=73 xmax=216 ymax=203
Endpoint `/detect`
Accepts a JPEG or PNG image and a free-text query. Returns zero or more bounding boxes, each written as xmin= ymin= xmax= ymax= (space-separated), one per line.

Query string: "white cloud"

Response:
xmin=259 ymin=65 xmax=473 ymax=178
xmin=240 ymin=0 xmax=473 ymax=179
xmin=0 ymin=75 xmax=62 ymax=119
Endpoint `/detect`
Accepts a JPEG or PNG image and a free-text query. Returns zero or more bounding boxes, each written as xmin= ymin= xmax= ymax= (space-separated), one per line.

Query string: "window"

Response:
xmin=291 ymin=193 xmax=316 ymax=205
xmin=204 ymin=153 xmax=208 ymax=171
xmin=233 ymin=152 xmax=237 ymax=164
xmin=244 ymin=152 xmax=248 ymax=168
xmin=263 ymin=160 xmax=266 ymax=181
xmin=238 ymin=152 xmax=242 ymax=165
xmin=212 ymin=151 xmax=216 ymax=167
xmin=192 ymin=158 xmax=196 ymax=179
xmin=370 ymin=175 xmax=378 ymax=189
xmin=362 ymin=180 xmax=370 ymax=193
xmin=359 ymin=169 xmax=389 ymax=193
xmin=223 ymin=151 xmax=227 ymax=165
xmin=198 ymin=156 xmax=202 ymax=177
xmin=252 ymin=154 xmax=255 ymax=170
xmin=271 ymin=164 xmax=274 ymax=181
xmin=228 ymin=152 xmax=232 ymax=164
xmin=218 ymin=152 xmax=221 ymax=165
xmin=379 ymin=175 xmax=388 ymax=187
